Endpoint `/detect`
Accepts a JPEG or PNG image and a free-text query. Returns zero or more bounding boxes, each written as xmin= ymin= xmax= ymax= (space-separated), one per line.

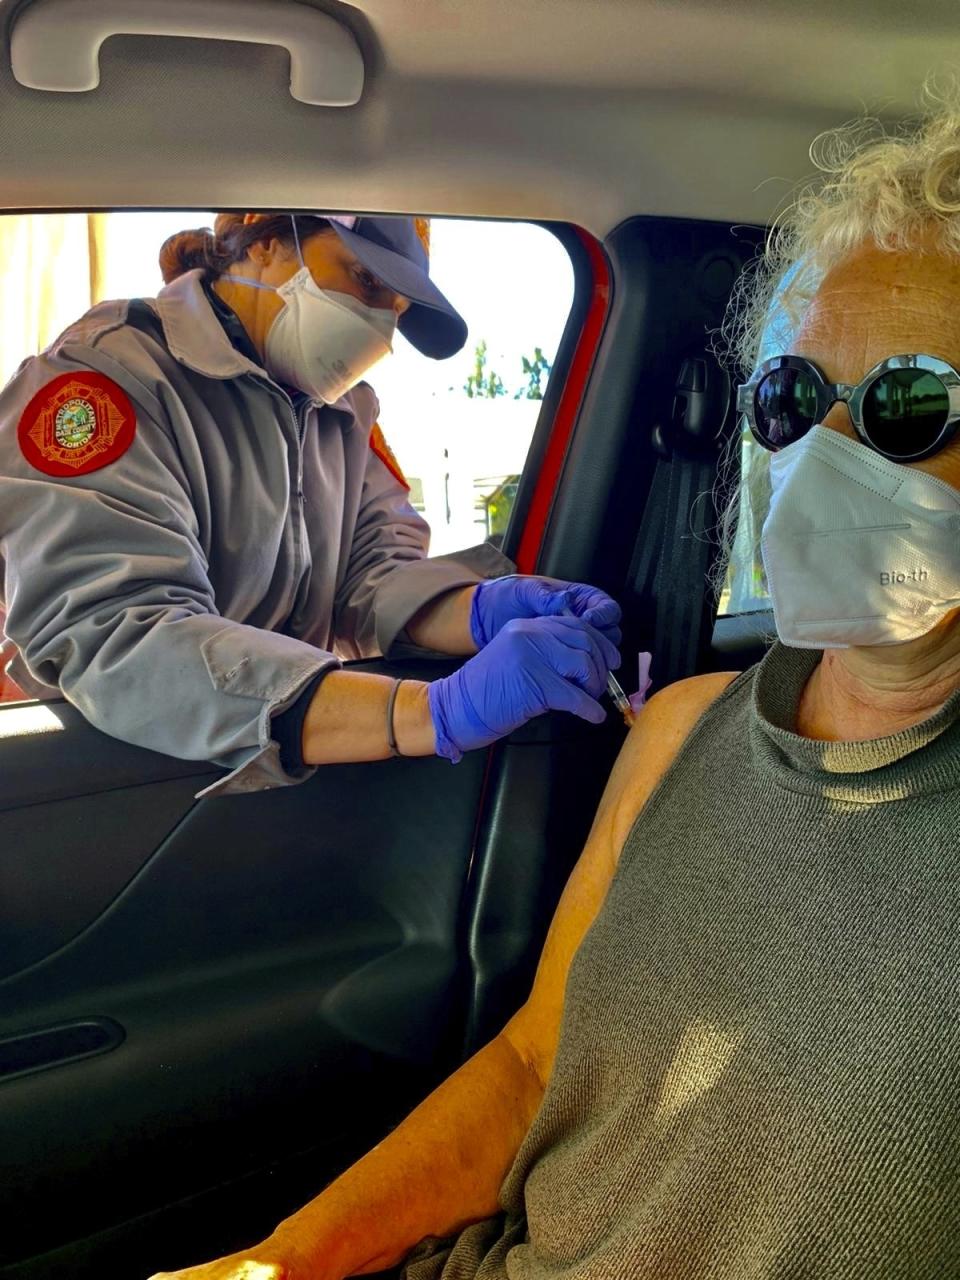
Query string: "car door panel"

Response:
xmin=0 ymin=776 xmax=207 ymax=975
xmin=0 ymin=657 xmax=485 ymax=1275
xmin=459 ymin=717 xmax=623 ymax=1056
xmin=0 ymin=700 xmax=219 ymax=809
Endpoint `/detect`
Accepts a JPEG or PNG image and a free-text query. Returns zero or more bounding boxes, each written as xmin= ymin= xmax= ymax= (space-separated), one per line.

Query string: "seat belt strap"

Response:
xmin=653 ymin=455 xmax=717 ymax=686
xmin=627 ymin=352 xmax=731 ymax=690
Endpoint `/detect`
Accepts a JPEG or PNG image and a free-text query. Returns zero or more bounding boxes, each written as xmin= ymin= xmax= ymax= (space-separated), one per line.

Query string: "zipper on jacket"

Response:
xmin=244 ymin=375 xmax=312 ymax=623
xmin=286 ymin=393 xmax=314 ymax=632
xmin=293 ymin=395 xmax=311 ymax=505
xmin=253 ymin=374 xmax=309 ymax=506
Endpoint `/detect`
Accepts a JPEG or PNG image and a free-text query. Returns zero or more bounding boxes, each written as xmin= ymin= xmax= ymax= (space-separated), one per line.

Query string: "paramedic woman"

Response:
xmin=0 ymin=212 xmax=621 ymax=796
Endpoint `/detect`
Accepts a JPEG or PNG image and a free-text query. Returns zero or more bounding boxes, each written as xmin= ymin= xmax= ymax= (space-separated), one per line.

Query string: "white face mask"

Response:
xmin=761 ymin=425 xmax=960 ymax=648
xmin=263 ymin=267 xmax=396 ymax=403
xmin=229 ymin=216 xmax=398 ymax=403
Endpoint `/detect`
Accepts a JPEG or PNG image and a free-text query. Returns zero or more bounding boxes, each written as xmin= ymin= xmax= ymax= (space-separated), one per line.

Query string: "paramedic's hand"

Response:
xmin=429 ymin=614 xmax=620 ymax=761
xmin=470 ymin=575 xmax=622 ymax=650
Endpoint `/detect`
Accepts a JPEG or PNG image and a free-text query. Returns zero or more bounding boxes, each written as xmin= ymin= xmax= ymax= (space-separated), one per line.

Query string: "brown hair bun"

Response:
xmin=158 ymin=214 xmax=332 ymax=285
xmin=158 ymin=228 xmax=217 ymax=284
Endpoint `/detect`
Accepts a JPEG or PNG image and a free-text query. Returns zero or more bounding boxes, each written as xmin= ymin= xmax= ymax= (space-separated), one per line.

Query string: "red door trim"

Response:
xmin=515 ymin=227 xmax=611 ymax=574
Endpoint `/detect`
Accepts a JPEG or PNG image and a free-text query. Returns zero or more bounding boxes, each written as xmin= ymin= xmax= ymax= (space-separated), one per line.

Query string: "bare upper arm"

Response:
xmin=502 ymin=669 xmax=740 ymax=1086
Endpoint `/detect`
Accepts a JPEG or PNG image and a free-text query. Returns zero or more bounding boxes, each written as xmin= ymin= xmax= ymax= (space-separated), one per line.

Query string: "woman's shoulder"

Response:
xmin=344 ymin=378 xmax=380 ymax=430
xmin=0 ymin=299 xmax=191 ymax=489
xmin=607 ymin=669 xmax=745 ymax=862
xmin=47 ymin=297 xmax=150 ymax=357
xmin=630 ymin=669 xmax=744 ymax=784
xmin=2 ymin=298 xmax=167 ymax=396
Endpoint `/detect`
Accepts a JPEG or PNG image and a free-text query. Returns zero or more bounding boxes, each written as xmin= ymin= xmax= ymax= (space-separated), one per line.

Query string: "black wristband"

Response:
xmin=273 ymin=669 xmax=330 ymax=773
xmin=386 ymin=678 xmax=405 ymax=757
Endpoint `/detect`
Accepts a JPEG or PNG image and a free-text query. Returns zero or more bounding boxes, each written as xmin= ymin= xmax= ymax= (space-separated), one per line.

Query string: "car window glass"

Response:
xmin=715 ymin=274 xmax=798 ymax=618
xmin=371 ymin=218 xmax=573 ymax=554
xmin=716 ymin=429 xmax=772 ymax=617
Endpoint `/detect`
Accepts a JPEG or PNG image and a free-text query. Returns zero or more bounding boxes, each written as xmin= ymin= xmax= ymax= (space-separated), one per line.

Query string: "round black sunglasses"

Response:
xmin=736 ymin=353 xmax=960 ymax=463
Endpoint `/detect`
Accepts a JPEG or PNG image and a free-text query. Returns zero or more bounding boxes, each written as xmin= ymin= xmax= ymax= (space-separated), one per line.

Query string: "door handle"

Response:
xmin=0 ymin=1017 xmax=125 ymax=1084
xmin=10 ymin=0 xmax=364 ymax=106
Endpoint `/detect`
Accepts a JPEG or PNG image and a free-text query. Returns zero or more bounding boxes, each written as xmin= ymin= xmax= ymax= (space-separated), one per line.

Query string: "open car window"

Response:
xmin=0 ymin=211 xmax=575 ymax=701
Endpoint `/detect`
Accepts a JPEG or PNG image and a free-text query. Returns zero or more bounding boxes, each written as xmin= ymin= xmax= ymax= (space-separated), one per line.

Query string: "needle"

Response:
xmin=605 ymin=670 xmax=634 ymax=723
xmin=562 ymin=607 xmax=635 ymax=727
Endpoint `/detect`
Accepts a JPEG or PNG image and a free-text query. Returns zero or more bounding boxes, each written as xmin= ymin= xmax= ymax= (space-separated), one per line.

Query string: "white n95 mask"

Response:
xmin=761 ymin=425 xmax=960 ymax=649
xmin=264 ymin=268 xmax=396 ymax=404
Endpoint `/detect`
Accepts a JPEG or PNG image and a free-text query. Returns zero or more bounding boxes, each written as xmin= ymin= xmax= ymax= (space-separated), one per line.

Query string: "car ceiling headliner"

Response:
xmin=0 ymin=0 xmax=956 ymax=235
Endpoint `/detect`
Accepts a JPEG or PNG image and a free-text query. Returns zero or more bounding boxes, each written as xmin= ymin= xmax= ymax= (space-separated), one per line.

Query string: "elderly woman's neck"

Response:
xmin=795 ymin=609 xmax=960 ymax=742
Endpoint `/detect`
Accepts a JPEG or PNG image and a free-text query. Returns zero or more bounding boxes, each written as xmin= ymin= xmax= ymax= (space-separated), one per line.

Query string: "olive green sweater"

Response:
xmin=402 ymin=642 xmax=960 ymax=1279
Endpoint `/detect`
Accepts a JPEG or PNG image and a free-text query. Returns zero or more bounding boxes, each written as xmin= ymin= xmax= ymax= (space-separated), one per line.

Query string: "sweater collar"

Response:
xmin=750 ymin=642 xmax=960 ymax=801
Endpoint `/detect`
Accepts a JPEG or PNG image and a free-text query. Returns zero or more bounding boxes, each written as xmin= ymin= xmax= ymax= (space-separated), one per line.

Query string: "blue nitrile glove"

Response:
xmin=429 ymin=614 xmax=621 ymax=762
xmin=470 ymin=575 xmax=622 ymax=651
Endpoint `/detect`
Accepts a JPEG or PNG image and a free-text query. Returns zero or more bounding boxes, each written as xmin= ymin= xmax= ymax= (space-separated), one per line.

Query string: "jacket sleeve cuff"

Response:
xmin=272 ymin=667 xmax=332 ymax=772
xmin=373 ymin=542 xmax=515 ymax=656
xmin=194 ymin=629 xmax=341 ymax=799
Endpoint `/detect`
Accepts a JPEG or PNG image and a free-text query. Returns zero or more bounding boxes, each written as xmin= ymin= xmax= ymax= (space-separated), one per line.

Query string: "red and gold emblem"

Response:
xmin=17 ymin=372 xmax=136 ymax=478
xmin=369 ymin=422 xmax=409 ymax=490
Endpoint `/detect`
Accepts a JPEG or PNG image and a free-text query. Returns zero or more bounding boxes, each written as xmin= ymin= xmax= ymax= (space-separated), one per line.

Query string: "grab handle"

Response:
xmin=10 ymin=0 xmax=364 ymax=106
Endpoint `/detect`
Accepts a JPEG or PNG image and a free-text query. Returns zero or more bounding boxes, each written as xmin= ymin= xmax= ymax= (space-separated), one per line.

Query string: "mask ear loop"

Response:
xmin=226 ymin=218 xmax=307 ymax=294
xmin=291 ymin=215 xmax=306 ymax=270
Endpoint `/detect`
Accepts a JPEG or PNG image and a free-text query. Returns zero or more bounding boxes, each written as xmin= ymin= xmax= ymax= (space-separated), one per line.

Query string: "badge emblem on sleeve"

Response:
xmin=369 ymin=422 xmax=410 ymax=490
xmin=17 ymin=371 xmax=136 ymax=477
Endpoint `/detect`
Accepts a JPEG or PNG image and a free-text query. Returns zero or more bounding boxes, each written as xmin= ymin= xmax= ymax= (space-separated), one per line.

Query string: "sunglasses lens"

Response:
xmin=753 ymin=366 xmax=820 ymax=449
xmin=862 ymin=369 xmax=950 ymax=458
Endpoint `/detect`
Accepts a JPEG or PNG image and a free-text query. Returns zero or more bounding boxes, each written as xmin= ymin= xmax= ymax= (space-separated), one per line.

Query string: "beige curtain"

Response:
xmin=0 ymin=212 xmax=109 ymax=388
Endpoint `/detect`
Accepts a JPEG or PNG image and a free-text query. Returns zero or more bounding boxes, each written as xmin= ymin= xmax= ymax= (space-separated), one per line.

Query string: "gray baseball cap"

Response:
xmin=324 ymin=214 xmax=468 ymax=360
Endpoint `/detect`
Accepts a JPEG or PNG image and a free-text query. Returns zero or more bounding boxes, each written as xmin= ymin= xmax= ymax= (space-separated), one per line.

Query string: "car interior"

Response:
xmin=0 ymin=2 xmax=952 ymax=1277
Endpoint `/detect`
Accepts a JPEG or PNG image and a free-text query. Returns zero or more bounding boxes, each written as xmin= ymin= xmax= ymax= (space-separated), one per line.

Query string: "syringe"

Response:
xmin=605 ymin=670 xmax=635 ymax=726
xmin=562 ymin=607 xmax=635 ymax=727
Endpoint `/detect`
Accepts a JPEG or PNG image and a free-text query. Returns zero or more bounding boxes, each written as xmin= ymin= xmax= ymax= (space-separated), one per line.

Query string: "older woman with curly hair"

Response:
xmin=153 ymin=82 xmax=960 ymax=1280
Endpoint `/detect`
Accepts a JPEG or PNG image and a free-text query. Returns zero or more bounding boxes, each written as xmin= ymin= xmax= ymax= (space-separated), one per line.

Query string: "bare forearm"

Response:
xmin=404 ymin=585 xmax=478 ymax=655
xmin=301 ymin=670 xmax=436 ymax=763
xmin=270 ymin=1030 xmax=544 ymax=1278
xmin=299 ymin=587 xmax=481 ymax=765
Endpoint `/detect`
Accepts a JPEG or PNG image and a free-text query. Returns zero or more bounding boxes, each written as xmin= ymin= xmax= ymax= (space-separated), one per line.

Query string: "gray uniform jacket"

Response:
xmin=0 ymin=270 xmax=511 ymax=797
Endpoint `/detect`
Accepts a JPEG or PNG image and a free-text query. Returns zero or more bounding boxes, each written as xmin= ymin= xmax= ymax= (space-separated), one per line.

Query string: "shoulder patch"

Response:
xmin=17 ymin=372 xmax=136 ymax=478
xmin=369 ymin=422 xmax=409 ymax=490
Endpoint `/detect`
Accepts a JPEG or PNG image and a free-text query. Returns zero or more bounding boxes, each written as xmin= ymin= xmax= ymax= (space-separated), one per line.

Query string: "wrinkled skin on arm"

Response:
xmin=145 ymin=670 xmax=738 ymax=1280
